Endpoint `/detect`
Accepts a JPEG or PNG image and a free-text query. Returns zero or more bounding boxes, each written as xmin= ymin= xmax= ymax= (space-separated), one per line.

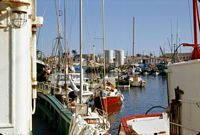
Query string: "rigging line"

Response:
xmin=188 ymin=0 xmax=194 ymax=42
xmin=167 ymin=37 xmax=172 ymax=53
xmin=55 ymin=40 xmax=60 ymax=57
xmin=52 ymin=38 xmax=57 ymax=56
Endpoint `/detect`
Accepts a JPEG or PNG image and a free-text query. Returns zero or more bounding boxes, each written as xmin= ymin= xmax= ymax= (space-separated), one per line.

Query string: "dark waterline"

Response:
xmin=109 ymin=75 xmax=168 ymax=135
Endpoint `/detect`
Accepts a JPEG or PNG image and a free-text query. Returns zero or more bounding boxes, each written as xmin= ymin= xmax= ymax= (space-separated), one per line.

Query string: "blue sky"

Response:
xmin=37 ymin=0 xmax=195 ymax=56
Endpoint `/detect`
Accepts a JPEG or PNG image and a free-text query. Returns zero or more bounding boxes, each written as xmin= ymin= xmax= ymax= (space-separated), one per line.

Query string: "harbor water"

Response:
xmin=109 ymin=75 xmax=168 ymax=134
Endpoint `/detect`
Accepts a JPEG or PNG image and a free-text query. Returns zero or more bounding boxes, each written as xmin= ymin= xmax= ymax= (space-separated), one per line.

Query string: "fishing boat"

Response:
xmin=68 ymin=0 xmax=110 ymax=134
xmin=93 ymin=79 xmax=123 ymax=114
xmin=129 ymin=74 xmax=146 ymax=87
xmin=94 ymin=77 xmax=123 ymax=114
xmin=47 ymin=72 xmax=93 ymax=103
xmin=36 ymin=0 xmax=110 ymax=134
xmin=167 ymin=0 xmax=200 ymax=134
xmin=94 ymin=91 xmax=123 ymax=115
xmin=116 ymin=68 xmax=146 ymax=87
xmin=48 ymin=72 xmax=89 ymax=87
xmin=92 ymin=0 xmax=123 ymax=115
xmin=89 ymin=71 xmax=123 ymax=114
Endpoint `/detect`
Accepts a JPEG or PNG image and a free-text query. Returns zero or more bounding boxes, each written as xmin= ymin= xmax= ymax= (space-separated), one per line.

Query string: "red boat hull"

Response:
xmin=94 ymin=96 xmax=122 ymax=115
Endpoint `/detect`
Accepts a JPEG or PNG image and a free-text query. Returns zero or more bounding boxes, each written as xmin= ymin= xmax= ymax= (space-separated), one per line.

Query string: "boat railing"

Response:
xmin=37 ymin=82 xmax=61 ymax=94
xmin=170 ymin=122 xmax=200 ymax=133
xmin=94 ymin=108 xmax=110 ymax=130
xmin=35 ymin=91 xmax=72 ymax=135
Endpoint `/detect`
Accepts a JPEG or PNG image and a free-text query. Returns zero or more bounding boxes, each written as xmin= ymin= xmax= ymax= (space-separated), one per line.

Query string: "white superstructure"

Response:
xmin=0 ymin=0 xmax=43 ymax=134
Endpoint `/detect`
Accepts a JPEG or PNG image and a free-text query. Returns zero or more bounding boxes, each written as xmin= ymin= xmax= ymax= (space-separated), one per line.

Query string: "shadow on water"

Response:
xmin=108 ymin=75 xmax=168 ymax=134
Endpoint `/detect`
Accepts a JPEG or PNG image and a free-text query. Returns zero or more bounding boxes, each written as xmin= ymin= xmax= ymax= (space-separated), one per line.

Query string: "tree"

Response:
xmin=72 ymin=50 xmax=77 ymax=56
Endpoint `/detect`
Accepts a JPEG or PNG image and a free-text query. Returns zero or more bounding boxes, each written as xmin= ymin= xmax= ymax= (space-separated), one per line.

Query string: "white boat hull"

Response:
xmin=118 ymin=113 xmax=169 ymax=135
xmin=130 ymin=80 xmax=146 ymax=87
xmin=129 ymin=76 xmax=146 ymax=87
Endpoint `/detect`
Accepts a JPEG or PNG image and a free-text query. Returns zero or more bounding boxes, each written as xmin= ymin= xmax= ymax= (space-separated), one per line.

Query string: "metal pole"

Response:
xmin=64 ymin=0 xmax=67 ymax=71
xmin=170 ymin=21 xmax=173 ymax=53
xmin=133 ymin=17 xmax=135 ymax=57
xmin=102 ymin=0 xmax=106 ymax=89
xmin=79 ymin=0 xmax=83 ymax=104
xmin=193 ymin=0 xmax=198 ymax=46
xmin=64 ymin=0 xmax=68 ymax=106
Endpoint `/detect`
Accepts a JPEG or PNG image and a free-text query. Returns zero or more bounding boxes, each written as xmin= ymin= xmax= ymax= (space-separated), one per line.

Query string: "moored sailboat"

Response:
xmin=94 ymin=77 xmax=123 ymax=114
xmin=68 ymin=0 xmax=110 ymax=134
xmin=93 ymin=0 xmax=123 ymax=115
xmin=129 ymin=74 xmax=146 ymax=87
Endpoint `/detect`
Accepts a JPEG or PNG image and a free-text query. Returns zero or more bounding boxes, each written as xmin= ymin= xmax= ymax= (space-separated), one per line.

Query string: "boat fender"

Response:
xmin=84 ymin=118 xmax=99 ymax=124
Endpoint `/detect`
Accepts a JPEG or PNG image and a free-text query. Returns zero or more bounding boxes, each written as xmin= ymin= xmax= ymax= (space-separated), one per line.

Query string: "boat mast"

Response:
xmin=102 ymin=0 xmax=106 ymax=89
xmin=52 ymin=0 xmax=65 ymax=87
xmin=64 ymin=0 xmax=69 ymax=105
xmin=52 ymin=0 xmax=64 ymax=73
xmin=79 ymin=0 xmax=83 ymax=104
xmin=133 ymin=16 xmax=135 ymax=57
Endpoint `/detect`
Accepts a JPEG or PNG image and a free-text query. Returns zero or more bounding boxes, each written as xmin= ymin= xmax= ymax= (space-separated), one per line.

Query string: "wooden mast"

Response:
xmin=133 ymin=17 xmax=135 ymax=57
xmin=102 ymin=0 xmax=106 ymax=89
xmin=79 ymin=0 xmax=83 ymax=104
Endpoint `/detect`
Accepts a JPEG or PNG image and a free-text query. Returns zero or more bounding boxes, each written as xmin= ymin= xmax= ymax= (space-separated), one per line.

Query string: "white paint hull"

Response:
xmin=0 ymin=1 xmax=43 ymax=134
xmin=118 ymin=113 xmax=169 ymax=135
xmin=168 ymin=60 xmax=200 ymax=134
xmin=69 ymin=108 xmax=110 ymax=135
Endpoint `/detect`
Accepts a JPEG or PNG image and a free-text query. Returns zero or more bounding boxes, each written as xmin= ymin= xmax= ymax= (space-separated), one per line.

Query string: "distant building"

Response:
xmin=125 ymin=55 xmax=160 ymax=65
xmin=163 ymin=52 xmax=192 ymax=62
xmin=178 ymin=53 xmax=192 ymax=61
xmin=105 ymin=50 xmax=114 ymax=64
xmin=115 ymin=49 xmax=125 ymax=67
